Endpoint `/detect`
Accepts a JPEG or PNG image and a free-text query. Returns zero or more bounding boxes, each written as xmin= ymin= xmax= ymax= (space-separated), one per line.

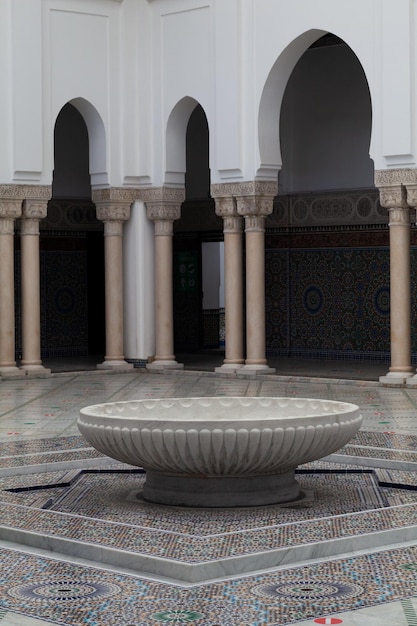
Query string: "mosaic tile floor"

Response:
xmin=1 ymin=366 xmax=417 ymax=624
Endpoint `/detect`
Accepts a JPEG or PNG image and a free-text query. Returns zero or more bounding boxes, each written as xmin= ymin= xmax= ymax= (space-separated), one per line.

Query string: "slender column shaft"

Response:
xmin=377 ymin=183 xmax=412 ymax=383
xmin=0 ymin=221 xmax=16 ymax=367
xmin=154 ymin=224 xmax=175 ymax=361
xmin=245 ymin=221 xmax=267 ymax=365
xmin=146 ymin=197 xmax=183 ymax=370
xmin=224 ymin=228 xmax=244 ymax=364
xmin=0 ymin=201 xmax=22 ymax=374
xmin=95 ymin=198 xmax=133 ymax=370
xmin=214 ymin=196 xmax=244 ymax=370
xmin=20 ymin=200 xmax=48 ymax=371
xmin=388 ymin=207 xmax=411 ymax=373
xmin=236 ymin=183 xmax=276 ymax=373
xmin=103 ymin=221 xmax=125 ymax=361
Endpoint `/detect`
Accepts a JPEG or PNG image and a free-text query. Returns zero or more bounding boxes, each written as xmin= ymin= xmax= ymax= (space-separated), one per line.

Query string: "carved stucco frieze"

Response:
xmin=211 ymin=180 xmax=278 ymax=199
xmin=92 ymin=187 xmax=139 ymax=205
xmin=141 ymin=186 xmax=185 ymax=205
xmin=0 ymin=184 xmax=51 ymax=201
xmin=375 ymin=169 xmax=417 ymax=187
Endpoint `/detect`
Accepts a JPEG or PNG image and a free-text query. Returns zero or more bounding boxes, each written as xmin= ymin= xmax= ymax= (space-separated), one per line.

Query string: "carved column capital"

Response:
xmin=21 ymin=199 xmax=48 ymax=236
xmin=235 ymin=181 xmax=276 ymax=223
xmin=144 ymin=187 xmax=184 ymax=236
xmin=214 ymin=196 xmax=243 ymax=233
xmin=377 ymin=184 xmax=408 ymax=210
xmin=0 ymin=198 xmax=22 ymax=235
xmin=92 ymin=188 xmax=135 ymax=235
xmin=405 ymin=184 xmax=417 ymax=210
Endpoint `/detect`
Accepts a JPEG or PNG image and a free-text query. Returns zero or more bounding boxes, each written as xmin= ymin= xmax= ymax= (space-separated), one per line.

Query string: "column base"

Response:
xmin=97 ymin=359 xmax=134 ymax=371
xmin=406 ymin=375 xmax=417 ymax=387
xmin=146 ymin=359 xmax=184 ymax=371
xmin=379 ymin=370 xmax=413 ymax=385
xmin=0 ymin=366 xmax=26 ymax=379
xmin=215 ymin=362 xmax=244 ymax=374
xmin=237 ymin=364 xmax=276 ymax=376
xmin=20 ymin=364 xmax=51 ymax=378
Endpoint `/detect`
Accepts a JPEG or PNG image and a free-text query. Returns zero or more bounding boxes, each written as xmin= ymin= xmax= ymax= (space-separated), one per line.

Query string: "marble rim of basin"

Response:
xmin=78 ymin=396 xmax=362 ymax=507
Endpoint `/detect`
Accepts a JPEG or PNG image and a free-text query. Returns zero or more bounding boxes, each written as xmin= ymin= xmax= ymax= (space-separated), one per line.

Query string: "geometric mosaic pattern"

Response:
xmin=2 ymin=368 xmax=417 ymax=625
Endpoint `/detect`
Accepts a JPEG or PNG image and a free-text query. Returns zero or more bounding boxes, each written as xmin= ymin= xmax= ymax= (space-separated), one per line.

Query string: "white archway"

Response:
xmin=257 ymin=30 xmax=373 ymax=183
xmin=165 ymin=96 xmax=204 ymax=186
xmin=67 ymin=97 xmax=108 ymax=188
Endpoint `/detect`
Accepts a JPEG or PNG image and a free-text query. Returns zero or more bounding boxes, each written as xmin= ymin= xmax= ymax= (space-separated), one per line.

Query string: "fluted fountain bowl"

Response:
xmin=78 ymin=396 xmax=361 ymax=507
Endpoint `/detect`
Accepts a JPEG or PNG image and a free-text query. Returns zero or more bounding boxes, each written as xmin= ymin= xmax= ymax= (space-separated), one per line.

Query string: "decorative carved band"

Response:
xmin=244 ymin=215 xmax=266 ymax=233
xmin=103 ymin=221 xmax=124 ymax=237
xmin=375 ymin=168 xmax=417 ymax=187
xmin=141 ymin=186 xmax=185 ymax=205
xmin=92 ymin=187 xmax=139 ymax=204
xmin=0 ymin=184 xmax=51 ymax=201
xmin=388 ymin=207 xmax=411 ymax=227
xmin=154 ymin=220 xmax=174 ymax=236
xmin=223 ymin=216 xmax=243 ymax=233
xmin=211 ymin=180 xmax=278 ymax=199
xmin=0 ymin=219 xmax=15 ymax=236
xmin=20 ymin=219 xmax=41 ymax=236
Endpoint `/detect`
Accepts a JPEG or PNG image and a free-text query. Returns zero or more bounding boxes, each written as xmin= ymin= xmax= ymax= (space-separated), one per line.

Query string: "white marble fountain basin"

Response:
xmin=78 ymin=396 xmax=361 ymax=507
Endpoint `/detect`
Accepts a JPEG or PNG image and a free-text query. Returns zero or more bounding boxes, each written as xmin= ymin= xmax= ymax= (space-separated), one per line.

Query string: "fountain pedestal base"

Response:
xmin=143 ymin=471 xmax=300 ymax=507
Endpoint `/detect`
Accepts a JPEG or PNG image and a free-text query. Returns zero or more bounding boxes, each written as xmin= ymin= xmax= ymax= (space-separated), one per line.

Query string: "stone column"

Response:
xmin=0 ymin=192 xmax=24 ymax=377
xmin=93 ymin=189 xmax=134 ymax=371
xmin=405 ymin=180 xmax=417 ymax=386
xmin=145 ymin=187 xmax=184 ymax=370
xmin=212 ymin=193 xmax=244 ymax=372
xmin=377 ymin=182 xmax=413 ymax=383
xmin=236 ymin=181 xmax=276 ymax=374
xmin=20 ymin=196 xmax=51 ymax=376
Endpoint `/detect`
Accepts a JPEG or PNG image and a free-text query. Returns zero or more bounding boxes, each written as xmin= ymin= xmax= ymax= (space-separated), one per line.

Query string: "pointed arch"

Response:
xmin=61 ymin=97 xmax=108 ymax=187
xmin=257 ymin=30 xmax=373 ymax=182
xmin=165 ymin=96 xmax=208 ymax=186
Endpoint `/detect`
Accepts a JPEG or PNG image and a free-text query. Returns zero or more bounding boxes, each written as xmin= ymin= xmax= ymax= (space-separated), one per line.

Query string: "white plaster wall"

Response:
xmin=120 ymin=0 xmax=153 ymax=186
xmin=11 ymin=0 xmax=44 ymax=183
xmin=0 ymin=0 xmax=12 ymax=182
xmin=149 ymin=0 xmax=212 ymax=187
